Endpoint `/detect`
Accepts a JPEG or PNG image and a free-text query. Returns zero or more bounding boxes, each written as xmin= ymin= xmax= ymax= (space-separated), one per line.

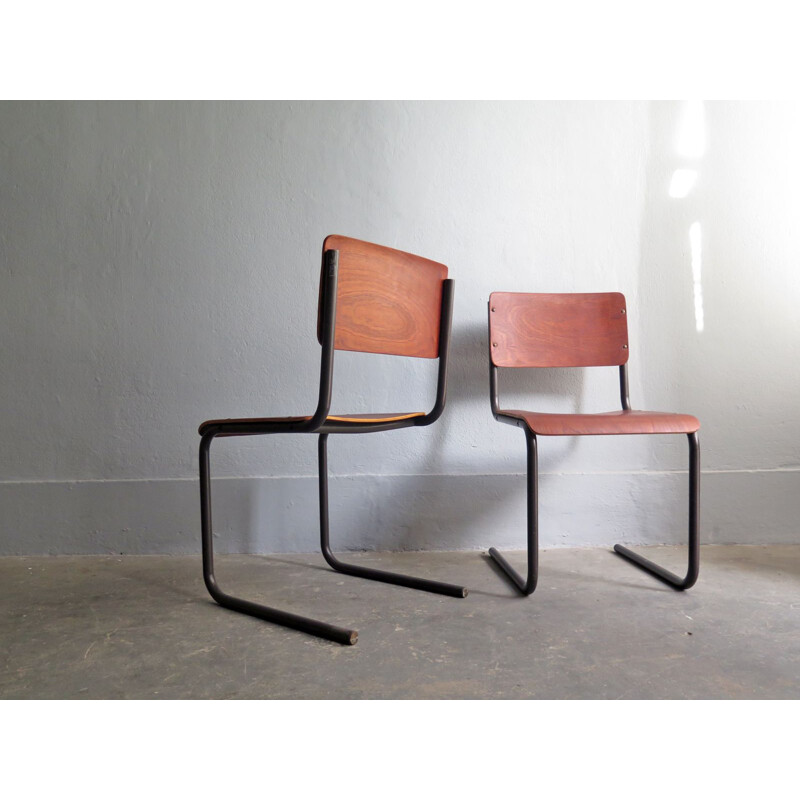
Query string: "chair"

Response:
xmin=198 ymin=235 xmax=466 ymax=645
xmin=486 ymin=291 xmax=700 ymax=595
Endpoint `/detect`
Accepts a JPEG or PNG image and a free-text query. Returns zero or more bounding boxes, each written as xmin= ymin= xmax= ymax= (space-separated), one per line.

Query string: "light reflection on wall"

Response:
xmin=669 ymin=101 xmax=706 ymax=333
xmin=669 ymin=168 xmax=698 ymax=198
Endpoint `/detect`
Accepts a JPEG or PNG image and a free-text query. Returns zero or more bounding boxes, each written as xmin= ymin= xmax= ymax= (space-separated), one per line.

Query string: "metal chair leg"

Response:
xmin=318 ymin=434 xmax=468 ymax=598
xmin=488 ymin=429 xmax=539 ymax=595
xmin=199 ymin=432 xmax=358 ymax=645
xmin=613 ymin=432 xmax=700 ymax=590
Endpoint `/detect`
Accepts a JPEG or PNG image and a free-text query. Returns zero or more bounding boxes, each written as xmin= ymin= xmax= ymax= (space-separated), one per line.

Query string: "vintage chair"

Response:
xmin=487 ymin=291 xmax=700 ymax=595
xmin=198 ymin=235 xmax=466 ymax=645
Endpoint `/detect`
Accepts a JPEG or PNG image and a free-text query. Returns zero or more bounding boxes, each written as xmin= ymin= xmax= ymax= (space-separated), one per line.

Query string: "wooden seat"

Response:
xmin=197 ymin=235 xmax=464 ymax=646
xmin=498 ymin=408 xmax=700 ymax=436
xmin=487 ymin=290 xmax=701 ymax=597
xmin=199 ymin=412 xmax=424 ymax=436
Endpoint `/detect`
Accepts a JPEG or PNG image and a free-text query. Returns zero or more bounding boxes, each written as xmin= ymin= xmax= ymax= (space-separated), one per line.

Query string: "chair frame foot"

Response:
xmin=200 ymin=432 xmax=359 ymax=645
xmin=613 ymin=431 xmax=700 ymax=591
xmin=487 ymin=429 xmax=538 ymax=595
xmin=487 ymin=430 xmax=700 ymax=596
xmin=318 ymin=434 xmax=468 ymax=598
xmin=199 ymin=428 xmax=468 ymax=646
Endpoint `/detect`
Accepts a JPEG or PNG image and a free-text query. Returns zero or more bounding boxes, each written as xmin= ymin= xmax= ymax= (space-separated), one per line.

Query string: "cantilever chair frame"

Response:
xmin=199 ymin=246 xmax=465 ymax=646
xmin=486 ymin=296 xmax=700 ymax=596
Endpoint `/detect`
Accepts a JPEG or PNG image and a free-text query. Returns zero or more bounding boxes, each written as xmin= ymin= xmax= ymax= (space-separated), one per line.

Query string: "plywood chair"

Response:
xmin=198 ymin=236 xmax=466 ymax=645
xmin=487 ymin=291 xmax=700 ymax=595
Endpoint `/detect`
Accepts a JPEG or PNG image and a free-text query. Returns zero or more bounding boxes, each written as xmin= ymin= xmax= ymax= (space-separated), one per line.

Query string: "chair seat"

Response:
xmin=498 ymin=408 xmax=700 ymax=436
xmin=199 ymin=412 xmax=424 ymax=435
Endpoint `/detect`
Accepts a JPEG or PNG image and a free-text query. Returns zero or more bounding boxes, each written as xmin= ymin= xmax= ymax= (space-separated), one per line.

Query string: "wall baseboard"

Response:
xmin=0 ymin=470 xmax=796 ymax=556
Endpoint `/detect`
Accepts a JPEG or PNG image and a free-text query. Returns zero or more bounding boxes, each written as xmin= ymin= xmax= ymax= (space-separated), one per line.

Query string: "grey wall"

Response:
xmin=1 ymin=101 xmax=798 ymax=554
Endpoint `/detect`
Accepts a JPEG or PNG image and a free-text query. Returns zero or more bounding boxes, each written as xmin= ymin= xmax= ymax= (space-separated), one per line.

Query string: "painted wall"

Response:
xmin=1 ymin=101 xmax=798 ymax=554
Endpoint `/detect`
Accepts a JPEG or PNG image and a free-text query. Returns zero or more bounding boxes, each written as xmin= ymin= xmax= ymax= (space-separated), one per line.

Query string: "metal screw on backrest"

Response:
xmin=623 ymin=344 xmax=628 ymax=349
xmin=493 ymin=342 xmax=498 ymax=347
xmin=621 ymin=308 xmax=626 ymax=314
xmin=491 ymin=307 xmax=496 ymax=312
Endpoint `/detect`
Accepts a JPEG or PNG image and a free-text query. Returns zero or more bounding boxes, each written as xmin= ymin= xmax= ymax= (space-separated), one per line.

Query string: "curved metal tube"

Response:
xmin=488 ymin=429 xmax=539 ymax=595
xmin=199 ymin=431 xmax=358 ymax=645
xmin=415 ymin=278 xmax=455 ymax=427
xmin=613 ymin=431 xmax=700 ymax=590
xmin=318 ymin=434 xmax=467 ymax=597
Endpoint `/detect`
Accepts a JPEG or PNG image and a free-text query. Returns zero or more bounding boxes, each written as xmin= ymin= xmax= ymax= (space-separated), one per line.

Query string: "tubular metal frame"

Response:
xmin=199 ymin=250 xmax=465 ymax=645
xmin=487 ymin=303 xmax=700 ymax=595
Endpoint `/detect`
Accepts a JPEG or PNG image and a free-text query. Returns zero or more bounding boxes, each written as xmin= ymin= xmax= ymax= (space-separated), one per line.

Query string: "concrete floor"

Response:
xmin=1 ymin=545 xmax=799 ymax=699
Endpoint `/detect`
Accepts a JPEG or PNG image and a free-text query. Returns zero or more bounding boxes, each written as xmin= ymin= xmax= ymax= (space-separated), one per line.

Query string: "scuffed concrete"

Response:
xmin=2 ymin=545 xmax=799 ymax=699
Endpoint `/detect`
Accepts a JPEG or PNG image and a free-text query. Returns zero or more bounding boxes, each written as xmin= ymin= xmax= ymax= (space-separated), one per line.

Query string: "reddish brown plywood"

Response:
xmin=320 ymin=235 xmax=447 ymax=358
xmin=498 ymin=408 xmax=700 ymax=436
xmin=489 ymin=292 xmax=629 ymax=368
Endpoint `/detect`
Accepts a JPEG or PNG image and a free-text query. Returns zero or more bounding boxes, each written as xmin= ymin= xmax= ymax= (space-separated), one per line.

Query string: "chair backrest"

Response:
xmin=489 ymin=291 xmax=629 ymax=368
xmin=319 ymin=235 xmax=448 ymax=358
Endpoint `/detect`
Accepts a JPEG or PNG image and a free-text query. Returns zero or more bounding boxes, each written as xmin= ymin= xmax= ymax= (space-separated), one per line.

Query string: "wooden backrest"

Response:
xmin=489 ymin=292 xmax=629 ymax=367
xmin=319 ymin=235 xmax=448 ymax=358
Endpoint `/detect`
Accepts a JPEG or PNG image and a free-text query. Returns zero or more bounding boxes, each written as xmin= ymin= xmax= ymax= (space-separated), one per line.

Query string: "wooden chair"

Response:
xmin=198 ymin=235 xmax=466 ymax=645
xmin=487 ymin=291 xmax=700 ymax=595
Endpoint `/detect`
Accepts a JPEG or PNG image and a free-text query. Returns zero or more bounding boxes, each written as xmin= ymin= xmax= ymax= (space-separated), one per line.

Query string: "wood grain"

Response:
xmin=489 ymin=292 xmax=629 ymax=368
xmin=320 ymin=235 xmax=447 ymax=358
xmin=498 ymin=409 xmax=700 ymax=436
